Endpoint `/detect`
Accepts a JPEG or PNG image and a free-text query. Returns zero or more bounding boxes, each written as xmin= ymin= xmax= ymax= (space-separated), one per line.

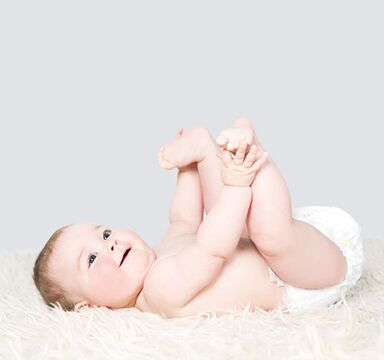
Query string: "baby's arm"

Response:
xmin=195 ymin=143 xmax=267 ymax=259
xmin=147 ymin=142 xmax=267 ymax=309
xmin=194 ymin=185 xmax=251 ymax=258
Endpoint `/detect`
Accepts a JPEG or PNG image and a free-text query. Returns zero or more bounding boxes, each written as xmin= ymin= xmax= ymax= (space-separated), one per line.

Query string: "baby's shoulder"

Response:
xmin=138 ymin=234 xmax=197 ymax=313
xmin=153 ymin=233 xmax=196 ymax=258
xmin=141 ymin=235 xmax=262 ymax=315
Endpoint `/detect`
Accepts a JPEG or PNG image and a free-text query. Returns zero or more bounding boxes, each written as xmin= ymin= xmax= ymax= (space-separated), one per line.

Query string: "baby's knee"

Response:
xmin=189 ymin=125 xmax=210 ymax=138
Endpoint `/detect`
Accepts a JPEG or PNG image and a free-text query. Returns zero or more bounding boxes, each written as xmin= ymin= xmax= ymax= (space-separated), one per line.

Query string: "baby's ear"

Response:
xmin=74 ymin=300 xmax=90 ymax=312
xmin=74 ymin=301 xmax=110 ymax=312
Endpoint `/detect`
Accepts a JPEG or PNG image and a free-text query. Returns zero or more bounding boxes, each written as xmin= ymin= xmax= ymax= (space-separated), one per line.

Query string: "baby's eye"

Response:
xmin=88 ymin=253 xmax=97 ymax=267
xmin=103 ymin=229 xmax=111 ymax=240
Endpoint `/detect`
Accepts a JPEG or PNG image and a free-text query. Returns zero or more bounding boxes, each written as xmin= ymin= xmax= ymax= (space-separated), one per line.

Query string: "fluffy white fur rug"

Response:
xmin=1 ymin=238 xmax=383 ymax=360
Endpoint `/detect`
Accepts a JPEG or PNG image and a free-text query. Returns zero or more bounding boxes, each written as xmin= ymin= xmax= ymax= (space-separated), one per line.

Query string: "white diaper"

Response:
xmin=267 ymin=206 xmax=364 ymax=314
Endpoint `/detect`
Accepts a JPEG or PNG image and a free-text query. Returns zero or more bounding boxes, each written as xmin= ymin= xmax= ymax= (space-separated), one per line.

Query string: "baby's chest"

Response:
xmin=139 ymin=238 xmax=276 ymax=317
xmin=177 ymin=240 xmax=275 ymax=316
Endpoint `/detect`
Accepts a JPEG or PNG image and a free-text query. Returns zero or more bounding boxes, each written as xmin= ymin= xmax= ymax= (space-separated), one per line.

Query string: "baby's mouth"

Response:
xmin=119 ymin=248 xmax=131 ymax=267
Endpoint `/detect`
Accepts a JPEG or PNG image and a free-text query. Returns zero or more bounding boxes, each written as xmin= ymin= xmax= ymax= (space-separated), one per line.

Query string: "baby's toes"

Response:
xmin=228 ymin=135 xmax=246 ymax=151
xmin=229 ymin=136 xmax=251 ymax=151
xmin=216 ymin=133 xmax=228 ymax=147
xmin=227 ymin=140 xmax=239 ymax=151
xmin=158 ymin=147 xmax=176 ymax=170
xmin=243 ymin=135 xmax=253 ymax=145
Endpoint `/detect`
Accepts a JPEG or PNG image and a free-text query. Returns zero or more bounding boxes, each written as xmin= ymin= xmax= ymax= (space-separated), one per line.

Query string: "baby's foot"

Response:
xmin=158 ymin=126 xmax=211 ymax=170
xmin=216 ymin=117 xmax=264 ymax=154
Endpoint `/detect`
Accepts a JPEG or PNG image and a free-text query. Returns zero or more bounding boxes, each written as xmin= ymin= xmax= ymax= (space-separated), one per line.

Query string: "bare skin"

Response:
xmin=61 ymin=118 xmax=348 ymax=317
xmin=138 ymin=119 xmax=347 ymax=317
xmin=138 ymin=132 xmax=281 ymax=317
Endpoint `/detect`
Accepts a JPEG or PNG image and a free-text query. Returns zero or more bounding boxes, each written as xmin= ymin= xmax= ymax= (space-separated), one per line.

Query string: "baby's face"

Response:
xmin=50 ymin=223 xmax=156 ymax=309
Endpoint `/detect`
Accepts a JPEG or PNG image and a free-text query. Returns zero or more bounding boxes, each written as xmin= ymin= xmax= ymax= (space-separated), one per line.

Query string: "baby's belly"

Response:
xmin=172 ymin=239 xmax=284 ymax=317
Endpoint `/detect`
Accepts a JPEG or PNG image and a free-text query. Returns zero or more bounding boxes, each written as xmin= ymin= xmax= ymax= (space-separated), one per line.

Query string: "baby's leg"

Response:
xmin=219 ymin=118 xmax=348 ymax=289
xmin=159 ymin=123 xmax=347 ymax=289
xmin=159 ymin=126 xmax=250 ymax=238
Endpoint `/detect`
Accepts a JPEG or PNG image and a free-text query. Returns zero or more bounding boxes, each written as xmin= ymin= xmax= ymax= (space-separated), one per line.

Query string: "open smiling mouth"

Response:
xmin=119 ymin=248 xmax=131 ymax=267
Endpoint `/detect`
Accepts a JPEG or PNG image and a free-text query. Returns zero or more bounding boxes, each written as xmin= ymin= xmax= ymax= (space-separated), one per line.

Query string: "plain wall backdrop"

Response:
xmin=0 ymin=1 xmax=383 ymax=252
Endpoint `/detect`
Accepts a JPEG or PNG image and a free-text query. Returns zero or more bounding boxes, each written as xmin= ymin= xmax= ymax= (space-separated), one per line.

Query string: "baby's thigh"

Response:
xmin=235 ymin=240 xmax=286 ymax=310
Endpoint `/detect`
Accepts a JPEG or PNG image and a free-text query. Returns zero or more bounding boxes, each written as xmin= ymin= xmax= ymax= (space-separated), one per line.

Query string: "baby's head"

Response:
xmin=33 ymin=223 xmax=156 ymax=311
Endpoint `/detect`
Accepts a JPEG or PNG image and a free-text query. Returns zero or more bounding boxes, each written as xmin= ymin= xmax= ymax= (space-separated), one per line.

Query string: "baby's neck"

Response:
xmin=132 ymin=288 xmax=147 ymax=311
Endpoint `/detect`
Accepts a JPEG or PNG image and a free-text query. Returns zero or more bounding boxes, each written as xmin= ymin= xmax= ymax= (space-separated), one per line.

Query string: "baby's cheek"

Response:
xmin=91 ymin=259 xmax=123 ymax=295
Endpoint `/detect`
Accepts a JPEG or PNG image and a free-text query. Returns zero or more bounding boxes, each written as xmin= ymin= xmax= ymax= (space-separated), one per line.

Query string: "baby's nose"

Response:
xmin=106 ymin=238 xmax=119 ymax=253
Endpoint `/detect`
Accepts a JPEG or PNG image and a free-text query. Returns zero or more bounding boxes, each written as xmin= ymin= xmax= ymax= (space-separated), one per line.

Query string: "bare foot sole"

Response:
xmin=216 ymin=117 xmax=264 ymax=154
xmin=158 ymin=127 xmax=211 ymax=170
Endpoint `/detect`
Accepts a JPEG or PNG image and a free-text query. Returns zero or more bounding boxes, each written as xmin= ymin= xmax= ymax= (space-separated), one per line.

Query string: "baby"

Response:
xmin=33 ymin=118 xmax=348 ymax=318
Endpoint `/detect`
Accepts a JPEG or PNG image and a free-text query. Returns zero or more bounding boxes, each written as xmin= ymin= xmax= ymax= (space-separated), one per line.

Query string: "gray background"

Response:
xmin=0 ymin=1 xmax=383 ymax=253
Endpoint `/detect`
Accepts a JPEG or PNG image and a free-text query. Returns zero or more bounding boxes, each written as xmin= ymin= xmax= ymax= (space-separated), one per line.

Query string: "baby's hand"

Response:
xmin=218 ymin=141 xmax=268 ymax=187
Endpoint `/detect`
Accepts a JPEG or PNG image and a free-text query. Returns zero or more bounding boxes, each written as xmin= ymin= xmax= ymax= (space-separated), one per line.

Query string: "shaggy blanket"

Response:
xmin=0 ymin=238 xmax=383 ymax=360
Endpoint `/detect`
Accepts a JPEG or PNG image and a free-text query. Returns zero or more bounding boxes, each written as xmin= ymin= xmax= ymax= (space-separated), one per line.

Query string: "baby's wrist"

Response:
xmin=221 ymin=169 xmax=256 ymax=187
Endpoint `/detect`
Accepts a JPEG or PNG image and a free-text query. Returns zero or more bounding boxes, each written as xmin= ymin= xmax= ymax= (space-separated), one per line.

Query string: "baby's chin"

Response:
xmin=121 ymin=246 xmax=156 ymax=273
xmin=107 ymin=295 xmax=137 ymax=309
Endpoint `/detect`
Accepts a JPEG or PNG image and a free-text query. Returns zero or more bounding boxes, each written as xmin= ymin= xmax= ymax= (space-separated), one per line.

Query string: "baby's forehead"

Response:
xmin=58 ymin=223 xmax=99 ymax=245
xmin=65 ymin=223 xmax=99 ymax=234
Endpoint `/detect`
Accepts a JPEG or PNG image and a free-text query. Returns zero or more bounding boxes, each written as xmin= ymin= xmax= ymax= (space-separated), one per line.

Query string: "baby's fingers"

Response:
xmin=221 ymin=149 xmax=233 ymax=166
xmin=249 ymin=151 xmax=269 ymax=172
xmin=243 ymin=145 xmax=258 ymax=168
xmin=234 ymin=142 xmax=247 ymax=165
